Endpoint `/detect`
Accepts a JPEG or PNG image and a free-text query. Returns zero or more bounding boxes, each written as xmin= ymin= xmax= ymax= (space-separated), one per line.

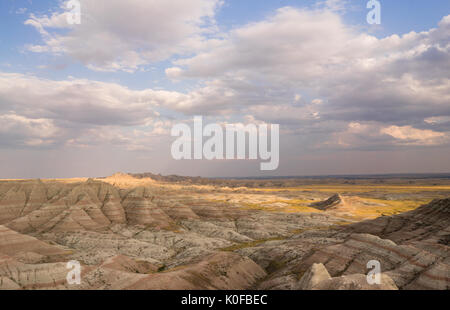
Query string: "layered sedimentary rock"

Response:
xmin=0 ymin=186 xmax=27 ymax=224
xmin=156 ymin=199 xmax=200 ymax=220
xmin=0 ymin=177 xmax=448 ymax=290
xmin=20 ymin=180 xmax=48 ymax=216
xmin=0 ymin=255 xmax=70 ymax=289
xmin=347 ymin=198 xmax=450 ymax=246
xmin=297 ymin=263 xmax=398 ymax=290
xmin=0 ymin=275 xmax=21 ymax=290
xmin=0 ymin=225 xmax=69 ymax=257
xmin=120 ymin=252 xmax=267 ymax=290
xmin=294 ymin=198 xmax=450 ymax=290
xmin=122 ymin=188 xmax=175 ymax=229
xmin=101 ymin=192 xmax=127 ymax=224
xmin=7 ymin=199 xmax=68 ymax=233
xmin=100 ymin=255 xmax=160 ymax=274
xmin=310 ymin=194 xmax=344 ymax=210
xmin=0 ymin=251 xmax=265 ymax=290
xmin=297 ymin=233 xmax=449 ymax=289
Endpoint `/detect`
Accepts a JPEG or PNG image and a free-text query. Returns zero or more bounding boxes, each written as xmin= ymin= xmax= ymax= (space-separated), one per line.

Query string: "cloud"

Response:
xmin=380 ymin=125 xmax=447 ymax=145
xmin=12 ymin=4 xmax=450 ymax=156
xmin=16 ymin=8 xmax=28 ymax=15
xmin=163 ymin=7 xmax=450 ymax=148
xmin=246 ymin=103 xmax=321 ymax=125
xmin=25 ymin=0 xmax=222 ymax=72
xmin=0 ymin=72 xmax=167 ymax=126
xmin=324 ymin=122 xmax=449 ymax=149
xmin=425 ymin=116 xmax=450 ymax=125
xmin=0 ymin=114 xmax=61 ymax=148
xmin=0 ymin=72 xmax=185 ymax=149
xmin=316 ymin=0 xmax=349 ymax=13
xmin=169 ymin=7 xmax=353 ymax=80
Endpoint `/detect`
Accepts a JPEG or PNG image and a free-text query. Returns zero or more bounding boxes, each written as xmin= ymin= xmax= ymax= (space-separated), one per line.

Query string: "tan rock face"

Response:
xmin=7 ymin=199 xmax=68 ymax=233
xmin=0 ymin=186 xmax=27 ymax=224
xmin=297 ymin=263 xmax=331 ymax=290
xmin=347 ymin=198 xmax=450 ymax=246
xmin=297 ymin=263 xmax=398 ymax=290
xmin=21 ymin=180 xmax=48 ymax=216
xmin=100 ymin=255 xmax=160 ymax=274
xmin=102 ymin=193 xmax=127 ymax=224
xmin=315 ymin=273 xmax=398 ymax=290
xmin=310 ymin=194 xmax=344 ymax=210
xmin=294 ymin=198 xmax=450 ymax=290
xmin=0 ymin=225 xmax=69 ymax=257
xmin=122 ymin=252 xmax=267 ymax=290
xmin=0 ymin=276 xmax=21 ymax=290
xmin=0 ymin=177 xmax=448 ymax=290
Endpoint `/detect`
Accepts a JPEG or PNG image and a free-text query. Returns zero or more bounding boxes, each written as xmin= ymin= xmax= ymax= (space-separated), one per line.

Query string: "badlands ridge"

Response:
xmin=0 ymin=173 xmax=448 ymax=290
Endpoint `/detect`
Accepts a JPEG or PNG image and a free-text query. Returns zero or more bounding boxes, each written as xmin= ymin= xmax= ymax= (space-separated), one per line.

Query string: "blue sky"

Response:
xmin=0 ymin=0 xmax=449 ymax=178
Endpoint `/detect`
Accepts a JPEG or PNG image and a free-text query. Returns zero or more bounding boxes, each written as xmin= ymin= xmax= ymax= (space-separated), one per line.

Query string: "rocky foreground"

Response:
xmin=0 ymin=177 xmax=448 ymax=290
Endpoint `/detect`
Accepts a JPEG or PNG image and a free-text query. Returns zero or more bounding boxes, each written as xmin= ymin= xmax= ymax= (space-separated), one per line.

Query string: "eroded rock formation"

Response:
xmin=0 ymin=178 xmax=448 ymax=290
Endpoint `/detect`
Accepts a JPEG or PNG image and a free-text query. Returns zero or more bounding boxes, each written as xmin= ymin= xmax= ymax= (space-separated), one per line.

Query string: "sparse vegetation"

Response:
xmin=0 ymin=174 xmax=448 ymax=290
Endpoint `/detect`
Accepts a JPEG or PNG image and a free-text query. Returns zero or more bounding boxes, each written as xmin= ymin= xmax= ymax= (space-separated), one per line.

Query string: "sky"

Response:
xmin=0 ymin=0 xmax=449 ymax=178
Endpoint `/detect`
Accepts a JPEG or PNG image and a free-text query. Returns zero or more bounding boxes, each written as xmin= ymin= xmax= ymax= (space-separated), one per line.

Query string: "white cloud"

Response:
xmin=163 ymin=8 xmax=450 ymax=144
xmin=0 ymin=72 xmax=191 ymax=149
xmin=424 ymin=116 xmax=450 ymax=125
xmin=0 ymin=114 xmax=60 ymax=147
xmin=325 ymin=122 xmax=449 ymax=149
xmin=170 ymin=7 xmax=354 ymax=80
xmin=13 ymin=4 xmax=450 ymax=154
xmin=25 ymin=0 xmax=222 ymax=72
xmin=16 ymin=8 xmax=28 ymax=15
xmin=380 ymin=125 xmax=447 ymax=145
xmin=0 ymin=72 xmax=167 ymax=126
xmin=318 ymin=0 xmax=349 ymax=13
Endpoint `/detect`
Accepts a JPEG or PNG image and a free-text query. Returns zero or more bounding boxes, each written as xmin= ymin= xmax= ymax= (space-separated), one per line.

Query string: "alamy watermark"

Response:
xmin=66 ymin=0 xmax=81 ymax=25
xmin=366 ymin=260 xmax=381 ymax=285
xmin=171 ymin=116 xmax=279 ymax=171
xmin=66 ymin=260 xmax=81 ymax=285
xmin=367 ymin=0 xmax=381 ymax=25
